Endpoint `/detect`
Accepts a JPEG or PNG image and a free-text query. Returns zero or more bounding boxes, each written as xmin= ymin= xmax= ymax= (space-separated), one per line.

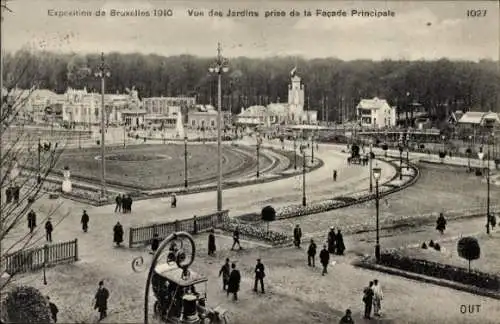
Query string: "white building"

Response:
xmin=235 ymin=70 xmax=317 ymax=126
xmin=356 ymin=97 xmax=396 ymax=128
xmin=142 ymin=96 xmax=196 ymax=116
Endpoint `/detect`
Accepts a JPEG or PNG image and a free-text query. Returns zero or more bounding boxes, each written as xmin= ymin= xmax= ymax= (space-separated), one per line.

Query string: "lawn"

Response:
xmin=267 ymin=162 xmax=500 ymax=236
xmin=401 ymin=233 xmax=500 ymax=276
xmin=26 ymin=144 xmax=274 ymax=190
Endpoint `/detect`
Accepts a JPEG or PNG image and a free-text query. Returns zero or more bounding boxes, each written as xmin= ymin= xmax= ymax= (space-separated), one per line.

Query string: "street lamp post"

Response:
xmin=208 ymin=43 xmax=229 ymax=212
xmin=293 ymin=136 xmax=297 ymax=170
xmin=369 ymin=138 xmax=373 ymax=192
xmin=256 ymin=133 xmax=261 ymax=178
xmin=478 ymin=149 xmax=491 ymax=234
xmin=373 ymin=167 xmax=382 ymax=262
xmin=467 ymin=135 xmax=472 ymax=171
xmin=310 ymin=134 xmax=314 ymax=164
xmin=300 ymin=145 xmax=307 ymax=206
xmin=94 ymin=52 xmax=111 ymax=199
xmin=37 ymin=138 xmax=42 ymax=184
xmin=406 ymin=133 xmax=410 ymax=170
xmin=123 ymin=124 xmax=126 ymax=148
xmin=398 ymin=145 xmax=403 ymax=180
xmin=184 ymin=136 xmax=188 ymax=188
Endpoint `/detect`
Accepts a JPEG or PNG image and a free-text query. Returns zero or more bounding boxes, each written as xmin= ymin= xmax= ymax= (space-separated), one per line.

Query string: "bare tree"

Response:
xmin=1 ymin=0 xmax=69 ymax=291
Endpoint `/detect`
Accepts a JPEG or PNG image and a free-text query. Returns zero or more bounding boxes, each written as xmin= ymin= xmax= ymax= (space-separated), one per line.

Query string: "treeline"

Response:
xmin=2 ymin=50 xmax=499 ymax=121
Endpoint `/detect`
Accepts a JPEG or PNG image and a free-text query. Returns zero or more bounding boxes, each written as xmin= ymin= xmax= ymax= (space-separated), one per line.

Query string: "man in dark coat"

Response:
xmin=333 ymin=170 xmax=337 ymax=181
xmin=81 ymin=210 xmax=89 ymax=233
xmin=27 ymin=209 xmax=37 ymax=234
xmin=436 ymin=212 xmax=447 ymax=234
xmin=5 ymin=187 xmax=12 ymax=204
xmin=45 ymin=218 xmax=53 ymax=242
xmin=339 ymin=309 xmax=354 ymax=324
xmin=336 ymin=229 xmax=346 ymax=255
xmin=253 ymin=259 xmax=265 ymax=293
xmin=150 ymin=233 xmax=160 ymax=254
xmin=13 ymin=186 xmax=20 ymax=203
xmin=47 ymin=296 xmax=58 ymax=323
xmin=307 ymin=239 xmax=317 ymax=267
xmin=227 ymin=263 xmax=241 ymax=301
xmin=231 ymin=226 xmax=241 ymax=250
xmin=328 ymin=227 xmax=337 ymax=254
xmin=115 ymin=194 xmax=122 ymax=213
xmin=218 ymin=258 xmax=231 ymax=291
xmin=113 ymin=222 xmax=124 ymax=246
xmin=127 ymin=195 xmax=133 ymax=212
xmin=319 ymin=245 xmax=330 ymax=276
xmin=171 ymin=194 xmax=177 ymax=208
xmin=293 ymin=224 xmax=302 ymax=248
xmin=94 ymin=280 xmax=110 ymax=320
xmin=208 ymin=229 xmax=216 ymax=256
xmin=363 ymin=281 xmax=374 ymax=319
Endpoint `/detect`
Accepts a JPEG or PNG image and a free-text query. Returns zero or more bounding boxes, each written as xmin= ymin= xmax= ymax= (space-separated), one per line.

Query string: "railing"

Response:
xmin=128 ymin=210 xmax=229 ymax=248
xmin=5 ymin=239 xmax=79 ymax=275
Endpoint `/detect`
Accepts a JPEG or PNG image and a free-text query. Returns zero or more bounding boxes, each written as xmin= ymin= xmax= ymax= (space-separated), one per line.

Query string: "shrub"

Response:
xmin=433 ymin=243 xmax=441 ymax=251
xmin=438 ymin=151 xmax=446 ymax=159
xmin=261 ymin=205 xmax=276 ymax=221
xmin=381 ymin=143 xmax=388 ymax=151
xmin=379 ymin=251 xmax=499 ymax=291
xmin=421 ymin=242 xmax=427 ymax=249
xmin=457 ymin=237 xmax=481 ymax=271
xmin=1 ymin=286 xmax=52 ymax=323
xmin=475 ymin=169 xmax=483 ymax=176
xmin=419 ymin=144 xmax=425 ymax=150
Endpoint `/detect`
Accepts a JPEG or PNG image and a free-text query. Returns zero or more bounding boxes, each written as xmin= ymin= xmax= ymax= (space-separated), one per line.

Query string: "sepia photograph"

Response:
xmin=0 ymin=0 xmax=499 ymax=323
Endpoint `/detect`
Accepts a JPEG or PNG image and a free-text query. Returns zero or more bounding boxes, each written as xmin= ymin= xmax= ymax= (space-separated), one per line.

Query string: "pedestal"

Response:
xmin=62 ymin=180 xmax=72 ymax=193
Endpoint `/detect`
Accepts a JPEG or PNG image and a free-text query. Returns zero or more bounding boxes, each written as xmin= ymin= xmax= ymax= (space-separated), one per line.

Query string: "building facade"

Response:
xmin=142 ymin=96 xmax=196 ymax=116
xmin=356 ymin=97 xmax=396 ymax=128
xmin=234 ymin=71 xmax=318 ymax=126
xmin=187 ymin=105 xmax=231 ymax=129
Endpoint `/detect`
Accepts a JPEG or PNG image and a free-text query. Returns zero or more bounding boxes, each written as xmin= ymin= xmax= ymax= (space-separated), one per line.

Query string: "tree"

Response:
xmin=457 ymin=236 xmax=481 ymax=271
xmin=261 ymin=205 xmax=276 ymax=233
xmin=1 ymin=3 xmax=69 ymax=291
xmin=1 ymin=285 xmax=52 ymax=323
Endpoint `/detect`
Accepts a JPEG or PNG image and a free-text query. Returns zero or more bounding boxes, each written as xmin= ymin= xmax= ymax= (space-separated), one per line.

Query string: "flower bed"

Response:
xmin=218 ymin=218 xmax=291 ymax=246
xmin=379 ymin=250 xmax=500 ymax=291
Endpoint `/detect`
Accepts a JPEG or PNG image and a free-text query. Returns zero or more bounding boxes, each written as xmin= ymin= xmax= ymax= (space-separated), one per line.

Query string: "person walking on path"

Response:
xmin=171 ymin=194 xmax=177 ymax=208
xmin=372 ymin=279 xmax=383 ymax=316
xmin=208 ymin=229 xmax=216 ymax=256
xmin=218 ymin=258 xmax=231 ymax=291
xmin=253 ymin=259 xmax=265 ymax=294
xmin=436 ymin=212 xmax=447 ymax=234
xmin=47 ymin=296 xmax=59 ymax=323
xmin=231 ymin=226 xmax=241 ymax=250
xmin=150 ymin=233 xmax=160 ymax=254
xmin=293 ymin=224 xmax=302 ymax=248
xmin=81 ymin=210 xmax=89 ymax=233
xmin=227 ymin=263 xmax=241 ymax=301
xmin=319 ymin=245 xmax=330 ymax=276
xmin=336 ymin=229 xmax=346 ymax=255
xmin=333 ymin=170 xmax=337 ymax=181
xmin=339 ymin=309 xmax=354 ymax=324
xmin=328 ymin=227 xmax=337 ymax=254
xmin=307 ymin=239 xmax=317 ymax=267
xmin=114 ymin=194 xmax=122 ymax=213
xmin=45 ymin=218 xmax=53 ymax=242
xmin=94 ymin=280 xmax=110 ymax=321
xmin=363 ymin=281 xmax=374 ymax=319
xmin=113 ymin=222 xmax=124 ymax=247
xmin=27 ymin=209 xmax=37 ymax=234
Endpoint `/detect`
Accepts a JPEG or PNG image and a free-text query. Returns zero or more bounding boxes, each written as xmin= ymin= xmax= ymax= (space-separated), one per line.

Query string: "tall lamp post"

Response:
xmin=256 ymin=133 xmax=261 ymax=178
xmin=477 ymin=149 xmax=491 ymax=234
xmin=398 ymin=144 xmax=403 ymax=180
xmin=37 ymin=138 xmax=42 ymax=184
xmin=184 ymin=136 xmax=188 ymax=188
xmin=310 ymin=134 xmax=314 ymax=164
xmin=293 ymin=135 xmax=297 ymax=170
xmin=208 ymin=43 xmax=229 ymax=212
xmin=94 ymin=52 xmax=111 ymax=199
xmin=405 ymin=133 xmax=410 ymax=169
xmin=369 ymin=138 xmax=374 ymax=192
xmin=300 ymin=145 xmax=307 ymax=206
xmin=373 ymin=166 xmax=382 ymax=261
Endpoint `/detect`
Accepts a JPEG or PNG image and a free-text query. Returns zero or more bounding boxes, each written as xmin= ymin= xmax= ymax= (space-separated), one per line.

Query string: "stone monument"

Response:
xmin=62 ymin=167 xmax=72 ymax=193
xmin=175 ymin=112 xmax=185 ymax=138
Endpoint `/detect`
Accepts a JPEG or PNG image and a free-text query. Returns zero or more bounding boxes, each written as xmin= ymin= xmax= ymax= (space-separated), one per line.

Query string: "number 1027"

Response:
xmin=466 ymin=10 xmax=487 ymax=17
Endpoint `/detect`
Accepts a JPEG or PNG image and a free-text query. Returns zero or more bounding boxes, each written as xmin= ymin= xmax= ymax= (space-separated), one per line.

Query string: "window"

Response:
xmin=210 ymin=119 xmax=215 ymax=127
xmin=191 ymin=119 xmax=196 ymax=126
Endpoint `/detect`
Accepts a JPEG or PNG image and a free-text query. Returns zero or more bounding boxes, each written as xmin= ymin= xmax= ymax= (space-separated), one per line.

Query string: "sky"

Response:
xmin=1 ymin=0 xmax=499 ymax=61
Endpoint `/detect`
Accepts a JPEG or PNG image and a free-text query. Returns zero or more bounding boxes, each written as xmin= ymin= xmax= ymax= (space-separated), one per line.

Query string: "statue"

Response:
xmin=62 ymin=166 xmax=72 ymax=193
xmin=175 ymin=112 xmax=185 ymax=138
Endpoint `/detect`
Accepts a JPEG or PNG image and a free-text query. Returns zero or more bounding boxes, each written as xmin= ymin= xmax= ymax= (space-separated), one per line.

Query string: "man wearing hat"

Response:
xmin=81 ymin=210 xmax=89 ymax=233
xmin=253 ymin=259 xmax=265 ymax=293
xmin=94 ymin=280 xmax=110 ymax=320
xmin=293 ymin=224 xmax=302 ymax=248
xmin=45 ymin=218 xmax=53 ymax=242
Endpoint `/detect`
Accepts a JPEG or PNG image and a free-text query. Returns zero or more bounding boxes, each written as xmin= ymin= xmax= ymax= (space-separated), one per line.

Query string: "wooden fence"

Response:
xmin=128 ymin=210 xmax=229 ymax=248
xmin=5 ymin=239 xmax=78 ymax=275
